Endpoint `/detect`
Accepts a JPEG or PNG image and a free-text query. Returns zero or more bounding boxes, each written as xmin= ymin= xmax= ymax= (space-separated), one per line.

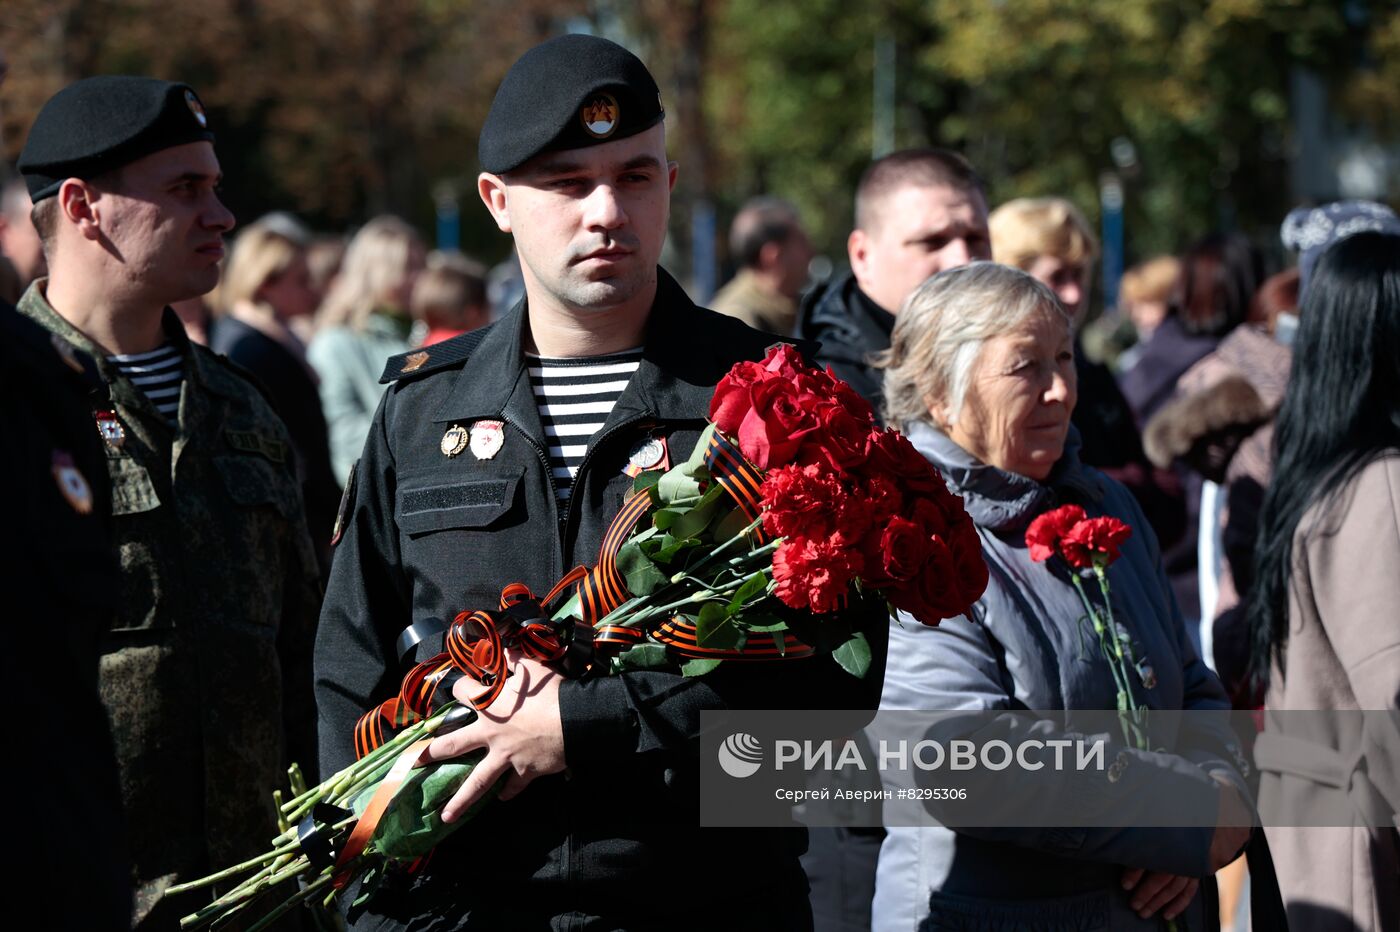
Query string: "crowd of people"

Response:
xmin=5 ymin=31 xmax=1397 ymax=932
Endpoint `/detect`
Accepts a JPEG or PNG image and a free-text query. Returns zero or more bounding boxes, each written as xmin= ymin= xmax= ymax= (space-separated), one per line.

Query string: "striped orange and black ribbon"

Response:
xmin=652 ymin=616 xmax=815 ymax=660
xmin=702 ymin=430 xmax=769 ymax=544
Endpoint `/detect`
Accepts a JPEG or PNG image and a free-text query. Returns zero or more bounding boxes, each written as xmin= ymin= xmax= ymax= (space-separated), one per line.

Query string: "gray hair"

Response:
xmin=875 ymin=262 xmax=1066 ymax=432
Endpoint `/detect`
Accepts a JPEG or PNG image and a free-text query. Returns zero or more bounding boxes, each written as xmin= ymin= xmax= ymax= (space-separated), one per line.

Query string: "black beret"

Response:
xmin=479 ymin=34 xmax=664 ymax=174
xmin=18 ymin=76 xmax=215 ymax=203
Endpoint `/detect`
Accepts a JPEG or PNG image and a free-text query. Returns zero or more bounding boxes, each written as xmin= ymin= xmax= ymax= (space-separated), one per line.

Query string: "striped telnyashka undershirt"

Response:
xmin=526 ymin=348 xmax=643 ymax=504
xmin=107 ymin=344 xmax=184 ymax=427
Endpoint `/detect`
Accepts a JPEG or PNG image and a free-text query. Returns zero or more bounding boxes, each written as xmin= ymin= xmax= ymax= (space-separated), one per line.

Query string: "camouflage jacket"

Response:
xmin=18 ymin=283 xmax=322 ymax=929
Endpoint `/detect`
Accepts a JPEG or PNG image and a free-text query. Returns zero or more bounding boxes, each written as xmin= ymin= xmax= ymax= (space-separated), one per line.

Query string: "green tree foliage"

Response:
xmin=708 ymin=0 xmax=1384 ymax=261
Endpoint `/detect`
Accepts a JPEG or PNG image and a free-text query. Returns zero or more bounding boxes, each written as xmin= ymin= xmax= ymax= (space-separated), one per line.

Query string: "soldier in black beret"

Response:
xmin=15 ymin=77 xmax=322 ymax=930
xmin=315 ymin=34 xmax=887 ymax=932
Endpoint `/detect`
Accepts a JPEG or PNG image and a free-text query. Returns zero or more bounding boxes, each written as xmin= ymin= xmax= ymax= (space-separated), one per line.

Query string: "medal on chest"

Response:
xmin=469 ymin=420 xmax=505 ymax=460
xmin=623 ymin=433 xmax=670 ymax=477
xmin=94 ymin=409 xmax=126 ymax=449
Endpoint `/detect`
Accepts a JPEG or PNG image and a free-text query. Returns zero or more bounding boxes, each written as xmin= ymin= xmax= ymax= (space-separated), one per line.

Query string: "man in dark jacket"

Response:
xmin=2 ymin=300 xmax=130 ymax=931
xmin=16 ymin=76 xmax=322 ymax=929
xmin=315 ymin=35 xmax=886 ymax=931
xmin=799 ymin=148 xmax=991 ymax=416
xmin=796 ymin=147 xmax=989 ymax=932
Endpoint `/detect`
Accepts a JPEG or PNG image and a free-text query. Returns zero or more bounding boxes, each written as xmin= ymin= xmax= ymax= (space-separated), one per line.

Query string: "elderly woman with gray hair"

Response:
xmin=871 ymin=263 xmax=1252 ymax=930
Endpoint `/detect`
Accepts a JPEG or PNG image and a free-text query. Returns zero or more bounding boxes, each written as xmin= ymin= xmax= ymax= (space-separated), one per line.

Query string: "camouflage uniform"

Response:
xmin=18 ymin=282 xmax=322 ymax=930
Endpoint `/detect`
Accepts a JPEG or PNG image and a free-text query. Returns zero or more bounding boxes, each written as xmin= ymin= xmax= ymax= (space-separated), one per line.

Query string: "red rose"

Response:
xmin=866 ymin=428 xmax=946 ymax=496
xmin=760 ymin=342 xmax=807 ymax=379
xmin=948 ymin=517 xmax=989 ymax=606
xmin=1024 ymin=504 xmax=1087 ymax=563
xmin=798 ymin=402 xmax=872 ymax=473
xmin=886 ymin=533 xmax=965 ymax=625
xmin=862 ymin=515 xmax=931 ymax=588
xmin=854 ymin=473 xmax=904 ymax=525
xmin=1059 ymin=516 xmax=1132 ymax=570
xmin=772 ymin=534 xmax=863 ymax=614
xmin=709 ymin=359 xmax=766 ymax=437
xmin=825 ymin=371 xmax=877 ymax=425
xmin=738 ymin=376 xmax=820 ymax=469
xmin=761 ymin=463 xmax=848 ymax=539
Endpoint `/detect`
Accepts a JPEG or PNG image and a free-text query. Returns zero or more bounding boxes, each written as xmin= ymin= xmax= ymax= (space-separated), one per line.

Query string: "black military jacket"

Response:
xmin=315 ymin=270 xmax=889 ymax=931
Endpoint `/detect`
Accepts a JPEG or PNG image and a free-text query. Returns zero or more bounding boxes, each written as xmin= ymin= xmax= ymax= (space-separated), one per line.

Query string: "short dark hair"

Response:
xmin=855 ymin=148 xmax=985 ymax=232
xmin=28 ymin=168 xmax=124 ymax=250
xmin=729 ymin=197 xmax=801 ymax=269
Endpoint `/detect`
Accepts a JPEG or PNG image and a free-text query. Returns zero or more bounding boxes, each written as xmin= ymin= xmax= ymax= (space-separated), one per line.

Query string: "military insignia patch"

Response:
xmin=94 ymin=409 xmax=125 ymax=449
xmin=580 ymin=93 xmax=620 ymax=139
xmin=469 ymin=420 xmax=505 ymax=460
xmin=441 ymin=424 xmax=469 ymax=458
xmin=52 ymin=450 xmax=93 ymax=514
xmin=402 ymin=351 xmax=431 ymax=373
xmin=184 ymin=89 xmax=208 ymax=128
xmin=331 ymin=459 xmax=358 ymax=547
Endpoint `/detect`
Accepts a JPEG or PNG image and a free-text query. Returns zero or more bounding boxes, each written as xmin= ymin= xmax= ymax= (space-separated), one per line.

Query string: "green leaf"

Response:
xmin=652 ymin=508 xmax=683 ymax=531
xmin=684 ymin=423 xmax=718 ymax=474
xmin=734 ymin=610 xmax=788 ymax=633
xmin=728 ymin=572 xmax=769 ymax=611
xmin=695 ymin=602 xmax=742 ymax=649
xmin=616 ymin=540 xmax=668 ymax=596
xmin=654 ymin=534 xmax=703 ymax=563
xmin=712 ymin=505 xmax=757 ymax=542
xmin=551 ymin=590 xmax=583 ymax=622
xmin=671 ymin=498 xmax=721 ymax=540
xmin=657 ymin=466 xmax=703 ymax=504
xmin=367 ymin=751 xmax=498 ymax=860
xmin=831 ymin=631 xmax=872 ymax=679
xmin=612 ymin=643 xmax=671 ymax=672
xmin=681 ymin=657 xmax=724 ymax=676
xmin=632 ymin=470 xmax=663 ymax=495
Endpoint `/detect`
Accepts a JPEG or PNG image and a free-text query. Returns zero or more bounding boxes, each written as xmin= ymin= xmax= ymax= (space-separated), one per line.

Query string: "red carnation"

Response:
xmin=1059 ymin=516 xmax=1132 ymax=570
xmin=761 ymin=463 xmax=847 ymax=539
xmin=772 ymin=535 xmax=863 ymax=614
xmin=1024 ymin=504 xmax=1087 ymax=563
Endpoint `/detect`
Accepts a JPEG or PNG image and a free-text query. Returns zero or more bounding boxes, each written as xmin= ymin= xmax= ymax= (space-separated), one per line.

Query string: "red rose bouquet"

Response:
xmin=171 ymin=345 xmax=988 ymax=929
xmin=1025 ymin=505 xmax=1154 ymax=748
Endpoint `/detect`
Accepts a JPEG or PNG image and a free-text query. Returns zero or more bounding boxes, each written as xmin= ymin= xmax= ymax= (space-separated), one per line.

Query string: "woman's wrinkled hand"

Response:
xmin=1120 ymin=867 xmax=1199 ymax=921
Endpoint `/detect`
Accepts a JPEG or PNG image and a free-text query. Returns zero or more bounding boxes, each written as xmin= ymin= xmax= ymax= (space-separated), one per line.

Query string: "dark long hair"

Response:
xmin=1171 ymin=232 xmax=1265 ymax=336
xmin=1248 ymin=232 xmax=1400 ymax=689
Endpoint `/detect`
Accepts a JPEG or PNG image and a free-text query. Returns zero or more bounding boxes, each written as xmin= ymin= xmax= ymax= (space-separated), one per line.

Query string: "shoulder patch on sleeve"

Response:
xmin=331 ymin=459 xmax=359 ymax=547
xmin=380 ymin=327 xmax=492 ymax=384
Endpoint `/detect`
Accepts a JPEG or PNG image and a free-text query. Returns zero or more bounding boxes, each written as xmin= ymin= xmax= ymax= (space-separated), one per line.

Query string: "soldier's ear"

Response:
xmin=58 ymin=179 xmax=103 ymax=242
xmin=477 ymin=172 xmax=511 ymax=234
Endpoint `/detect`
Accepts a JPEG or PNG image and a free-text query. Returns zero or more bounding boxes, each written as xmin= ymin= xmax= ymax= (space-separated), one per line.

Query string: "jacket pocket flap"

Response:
xmin=396 ymin=468 xmax=523 ymax=535
xmin=109 ymin=456 xmax=161 ymax=516
xmin=214 ymin=454 xmax=295 ymax=516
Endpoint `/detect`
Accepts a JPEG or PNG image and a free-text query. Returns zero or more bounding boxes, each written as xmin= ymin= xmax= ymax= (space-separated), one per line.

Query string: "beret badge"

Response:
xmin=184 ymin=89 xmax=208 ymax=128
xmin=580 ymin=93 xmax=620 ymax=139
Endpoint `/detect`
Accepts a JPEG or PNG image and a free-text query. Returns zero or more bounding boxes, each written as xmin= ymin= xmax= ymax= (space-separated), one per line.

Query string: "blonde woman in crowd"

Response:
xmin=308 ymin=216 xmax=426 ymax=480
xmin=213 ymin=215 xmax=341 ymax=566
